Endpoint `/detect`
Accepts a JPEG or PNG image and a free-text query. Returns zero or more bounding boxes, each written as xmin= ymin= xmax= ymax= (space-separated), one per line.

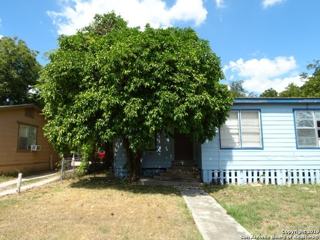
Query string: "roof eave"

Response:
xmin=234 ymin=98 xmax=320 ymax=104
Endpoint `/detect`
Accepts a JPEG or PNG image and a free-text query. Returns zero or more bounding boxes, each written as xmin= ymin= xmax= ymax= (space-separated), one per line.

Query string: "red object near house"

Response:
xmin=97 ymin=151 xmax=106 ymax=160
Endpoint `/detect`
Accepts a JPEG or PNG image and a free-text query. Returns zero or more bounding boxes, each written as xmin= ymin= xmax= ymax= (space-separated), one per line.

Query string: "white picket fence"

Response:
xmin=202 ymin=169 xmax=320 ymax=185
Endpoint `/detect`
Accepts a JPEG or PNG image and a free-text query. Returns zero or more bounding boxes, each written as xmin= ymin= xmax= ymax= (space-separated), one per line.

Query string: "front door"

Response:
xmin=174 ymin=132 xmax=194 ymax=166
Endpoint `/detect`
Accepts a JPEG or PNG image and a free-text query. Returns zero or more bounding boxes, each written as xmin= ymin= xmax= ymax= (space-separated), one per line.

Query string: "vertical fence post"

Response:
xmin=72 ymin=153 xmax=75 ymax=172
xmin=60 ymin=156 xmax=65 ymax=181
xmin=16 ymin=173 xmax=22 ymax=193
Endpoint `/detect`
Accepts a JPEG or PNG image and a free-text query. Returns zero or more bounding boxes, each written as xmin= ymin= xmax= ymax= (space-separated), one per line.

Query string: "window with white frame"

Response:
xmin=295 ymin=110 xmax=320 ymax=148
xmin=18 ymin=124 xmax=37 ymax=151
xmin=220 ymin=110 xmax=262 ymax=149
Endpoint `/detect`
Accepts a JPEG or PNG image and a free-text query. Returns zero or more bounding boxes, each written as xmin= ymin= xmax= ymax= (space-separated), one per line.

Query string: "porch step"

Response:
xmin=153 ymin=175 xmax=199 ymax=182
xmin=172 ymin=161 xmax=196 ymax=167
xmin=171 ymin=164 xmax=198 ymax=169
xmin=167 ymin=165 xmax=199 ymax=172
xmin=154 ymin=164 xmax=200 ymax=182
xmin=160 ymin=169 xmax=199 ymax=178
xmin=138 ymin=178 xmax=201 ymax=187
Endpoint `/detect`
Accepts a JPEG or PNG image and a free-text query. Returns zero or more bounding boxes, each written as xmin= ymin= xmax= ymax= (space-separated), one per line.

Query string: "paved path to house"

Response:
xmin=0 ymin=172 xmax=61 ymax=197
xmin=178 ymin=186 xmax=251 ymax=240
xmin=0 ymin=172 xmax=58 ymax=189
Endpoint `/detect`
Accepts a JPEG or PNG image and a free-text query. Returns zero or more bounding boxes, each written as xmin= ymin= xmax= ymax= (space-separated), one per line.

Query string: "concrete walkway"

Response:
xmin=0 ymin=172 xmax=60 ymax=197
xmin=178 ymin=186 xmax=251 ymax=240
xmin=0 ymin=172 xmax=58 ymax=189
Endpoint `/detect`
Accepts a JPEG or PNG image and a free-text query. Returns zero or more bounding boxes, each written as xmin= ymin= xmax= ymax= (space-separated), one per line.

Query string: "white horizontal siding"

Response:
xmin=202 ymin=103 xmax=320 ymax=171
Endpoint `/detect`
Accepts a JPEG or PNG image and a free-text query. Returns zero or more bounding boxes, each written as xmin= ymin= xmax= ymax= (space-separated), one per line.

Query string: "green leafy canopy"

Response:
xmin=0 ymin=37 xmax=41 ymax=105
xmin=260 ymin=60 xmax=320 ymax=98
xmin=38 ymin=13 xmax=233 ymax=155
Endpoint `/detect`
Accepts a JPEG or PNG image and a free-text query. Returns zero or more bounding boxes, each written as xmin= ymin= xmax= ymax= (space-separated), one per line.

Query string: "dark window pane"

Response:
xmin=318 ymin=130 xmax=320 ymax=138
xmin=19 ymin=137 xmax=28 ymax=150
xmin=317 ymin=121 xmax=320 ymax=128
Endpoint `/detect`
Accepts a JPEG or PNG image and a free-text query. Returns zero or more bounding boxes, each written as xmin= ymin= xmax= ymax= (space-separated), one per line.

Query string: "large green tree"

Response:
xmin=260 ymin=88 xmax=278 ymax=97
xmin=260 ymin=60 xmax=320 ymax=98
xmin=228 ymin=80 xmax=258 ymax=98
xmin=300 ymin=61 xmax=320 ymax=97
xmin=279 ymin=83 xmax=302 ymax=97
xmin=0 ymin=37 xmax=41 ymax=104
xmin=229 ymin=80 xmax=247 ymax=98
xmin=39 ymin=13 xmax=233 ymax=180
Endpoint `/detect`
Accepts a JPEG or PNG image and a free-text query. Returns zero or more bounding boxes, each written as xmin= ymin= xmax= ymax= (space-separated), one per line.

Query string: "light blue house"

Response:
xmin=114 ymin=98 xmax=320 ymax=185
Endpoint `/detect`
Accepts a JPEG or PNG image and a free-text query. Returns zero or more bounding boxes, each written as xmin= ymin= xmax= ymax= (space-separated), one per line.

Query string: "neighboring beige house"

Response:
xmin=0 ymin=104 xmax=58 ymax=174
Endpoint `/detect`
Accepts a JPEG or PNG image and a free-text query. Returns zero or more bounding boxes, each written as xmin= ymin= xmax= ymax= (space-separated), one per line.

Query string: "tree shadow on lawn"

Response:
xmin=69 ymin=175 xmax=181 ymax=196
xmin=202 ymin=184 xmax=228 ymax=194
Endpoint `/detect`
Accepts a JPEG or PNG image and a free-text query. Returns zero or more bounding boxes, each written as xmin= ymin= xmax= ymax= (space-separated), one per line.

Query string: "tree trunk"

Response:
xmin=123 ymin=138 xmax=142 ymax=182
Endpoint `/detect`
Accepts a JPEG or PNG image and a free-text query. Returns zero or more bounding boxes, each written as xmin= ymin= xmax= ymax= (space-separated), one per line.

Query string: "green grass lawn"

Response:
xmin=0 ymin=176 xmax=202 ymax=240
xmin=0 ymin=175 xmax=14 ymax=184
xmin=204 ymin=184 xmax=320 ymax=236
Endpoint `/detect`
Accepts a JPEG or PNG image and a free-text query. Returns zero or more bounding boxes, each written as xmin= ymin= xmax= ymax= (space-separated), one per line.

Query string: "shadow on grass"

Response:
xmin=202 ymin=184 xmax=228 ymax=194
xmin=69 ymin=175 xmax=180 ymax=196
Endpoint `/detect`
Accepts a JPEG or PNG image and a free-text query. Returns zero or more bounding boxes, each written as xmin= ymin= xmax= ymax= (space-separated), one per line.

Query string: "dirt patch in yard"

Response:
xmin=0 ymin=176 xmax=201 ymax=240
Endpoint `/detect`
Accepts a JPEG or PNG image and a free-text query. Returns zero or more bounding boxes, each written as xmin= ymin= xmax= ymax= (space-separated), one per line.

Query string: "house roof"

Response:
xmin=0 ymin=104 xmax=40 ymax=111
xmin=2 ymin=99 xmax=320 ymax=110
xmin=234 ymin=98 xmax=320 ymax=105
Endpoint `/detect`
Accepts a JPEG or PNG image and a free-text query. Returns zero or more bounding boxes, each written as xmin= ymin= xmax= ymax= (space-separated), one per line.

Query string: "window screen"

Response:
xmin=220 ymin=110 xmax=262 ymax=148
xmin=220 ymin=111 xmax=240 ymax=148
xmin=240 ymin=111 xmax=261 ymax=148
xmin=295 ymin=110 xmax=320 ymax=148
